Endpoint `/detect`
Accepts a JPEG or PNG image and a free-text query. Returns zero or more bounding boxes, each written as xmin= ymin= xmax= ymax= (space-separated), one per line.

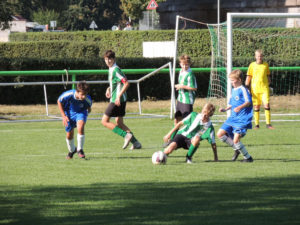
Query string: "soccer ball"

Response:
xmin=152 ymin=151 xmax=167 ymax=165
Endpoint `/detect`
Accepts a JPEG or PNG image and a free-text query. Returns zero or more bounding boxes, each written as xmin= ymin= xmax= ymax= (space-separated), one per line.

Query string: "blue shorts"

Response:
xmin=65 ymin=113 xmax=87 ymax=132
xmin=220 ymin=123 xmax=247 ymax=139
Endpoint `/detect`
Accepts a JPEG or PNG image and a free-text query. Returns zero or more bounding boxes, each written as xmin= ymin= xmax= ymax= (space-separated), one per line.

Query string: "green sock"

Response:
xmin=112 ymin=126 xmax=127 ymax=138
xmin=130 ymin=132 xmax=138 ymax=144
xmin=187 ymin=144 xmax=198 ymax=158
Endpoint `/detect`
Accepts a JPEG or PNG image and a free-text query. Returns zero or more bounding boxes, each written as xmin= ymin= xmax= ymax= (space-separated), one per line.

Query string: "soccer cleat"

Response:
xmin=232 ymin=150 xmax=240 ymax=161
xmin=186 ymin=156 xmax=193 ymax=164
xmin=241 ymin=156 xmax=253 ymax=163
xmin=66 ymin=151 xmax=76 ymax=159
xmin=266 ymin=124 xmax=274 ymax=129
xmin=130 ymin=141 xmax=142 ymax=150
xmin=77 ymin=149 xmax=85 ymax=158
xmin=254 ymin=125 xmax=260 ymax=129
xmin=122 ymin=132 xmax=133 ymax=149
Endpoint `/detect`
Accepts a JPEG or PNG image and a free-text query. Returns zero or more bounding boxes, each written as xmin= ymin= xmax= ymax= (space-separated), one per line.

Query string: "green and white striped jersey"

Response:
xmin=177 ymin=68 xmax=197 ymax=104
xmin=109 ymin=63 xmax=128 ymax=103
xmin=177 ymin=111 xmax=213 ymax=140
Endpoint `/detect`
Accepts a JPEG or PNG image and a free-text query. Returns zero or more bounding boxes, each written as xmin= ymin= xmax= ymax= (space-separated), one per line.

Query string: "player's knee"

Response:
xmin=264 ymin=107 xmax=270 ymax=111
xmin=191 ymin=136 xmax=200 ymax=146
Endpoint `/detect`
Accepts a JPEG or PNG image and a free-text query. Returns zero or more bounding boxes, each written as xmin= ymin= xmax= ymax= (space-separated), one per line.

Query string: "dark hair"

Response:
xmin=76 ymin=81 xmax=89 ymax=93
xmin=174 ymin=111 xmax=182 ymax=120
xmin=104 ymin=50 xmax=115 ymax=59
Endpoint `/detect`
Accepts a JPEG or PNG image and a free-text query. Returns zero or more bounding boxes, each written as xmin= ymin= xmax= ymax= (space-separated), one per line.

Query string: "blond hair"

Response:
xmin=229 ymin=69 xmax=243 ymax=81
xmin=179 ymin=54 xmax=191 ymax=65
xmin=255 ymin=49 xmax=263 ymax=55
xmin=203 ymin=103 xmax=215 ymax=117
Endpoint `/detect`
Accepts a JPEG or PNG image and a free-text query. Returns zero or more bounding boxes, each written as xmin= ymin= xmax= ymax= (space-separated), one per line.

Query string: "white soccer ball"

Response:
xmin=152 ymin=151 xmax=167 ymax=165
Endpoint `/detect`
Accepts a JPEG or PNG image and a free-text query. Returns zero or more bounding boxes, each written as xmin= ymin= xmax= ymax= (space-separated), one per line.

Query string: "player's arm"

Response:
xmin=245 ymin=75 xmax=252 ymax=89
xmin=175 ymin=84 xmax=197 ymax=91
xmin=87 ymin=107 xmax=91 ymax=113
xmin=219 ymin=105 xmax=232 ymax=113
xmin=211 ymin=143 xmax=218 ymax=162
xmin=115 ymin=79 xmax=129 ymax=106
xmin=105 ymin=87 xmax=111 ymax=98
xmin=234 ymin=101 xmax=251 ymax=113
xmin=57 ymin=99 xmax=69 ymax=127
xmin=163 ymin=121 xmax=184 ymax=143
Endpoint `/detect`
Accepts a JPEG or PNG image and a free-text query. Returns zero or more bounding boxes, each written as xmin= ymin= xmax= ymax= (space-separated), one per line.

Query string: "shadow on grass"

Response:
xmin=1 ymin=176 xmax=300 ymax=225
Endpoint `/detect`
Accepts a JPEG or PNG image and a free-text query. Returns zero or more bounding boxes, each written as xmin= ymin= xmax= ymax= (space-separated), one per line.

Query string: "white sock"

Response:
xmin=234 ymin=142 xmax=251 ymax=159
xmin=77 ymin=134 xmax=85 ymax=150
xmin=219 ymin=135 xmax=234 ymax=147
xmin=66 ymin=138 xmax=75 ymax=153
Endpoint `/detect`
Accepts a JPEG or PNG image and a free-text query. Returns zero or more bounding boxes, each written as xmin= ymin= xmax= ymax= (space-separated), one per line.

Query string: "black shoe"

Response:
xmin=266 ymin=124 xmax=275 ymax=129
xmin=232 ymin=150 xmax=240 ymax=161
xmin=254 ymin=125 xmax=260 ymax=129
xmin=77 ymin=149 xmax=85 ymax=158
xmin=185 ymin=156 xmax=192 ymax=164
xmin=66 ymin=151 xmax=76 ymax=159
xmin=241 ymin=156 xmax=253 ymax=163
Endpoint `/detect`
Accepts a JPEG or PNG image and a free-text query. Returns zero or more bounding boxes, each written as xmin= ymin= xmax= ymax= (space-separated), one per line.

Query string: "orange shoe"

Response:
xmin=266 ymin=124 xmax=275 ymax=129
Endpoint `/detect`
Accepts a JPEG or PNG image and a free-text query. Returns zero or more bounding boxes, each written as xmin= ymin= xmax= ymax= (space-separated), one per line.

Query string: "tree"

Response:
xmin=120 ymin=0 xmax=165 ymax=22
xmin=0 ymin=0 xmax=15 ymax=30
xmin=32 ymin=9 xmax=59 ymax=26
xmin=61 ymin=0 xmax=123 ymax=31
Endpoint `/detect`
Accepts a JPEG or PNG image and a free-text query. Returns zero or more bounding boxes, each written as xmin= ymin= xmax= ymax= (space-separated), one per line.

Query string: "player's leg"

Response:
xmin=102 ymin=103 xmax=132 ymax=149
xmin=217 ymin=124 xmax=239 ymax=161
xmin=76 ymin=119 xmax=86 ymax=158
xmin=252 ymin=92 xmax=262 ymax=129
xmin=186 ymin=135 xmax=200 ymax=163
xmin=66 ymin=127 xmax=76 ymax=159
xmin=163 ymin=142 xmax=178 ymax=155
xmin=263 ymin=91 xmax=274 ymax=129
xmin=163 ymin=134 xmax=186 ymax=157
xmin=233 ymin=131 xmax=253 ymax=162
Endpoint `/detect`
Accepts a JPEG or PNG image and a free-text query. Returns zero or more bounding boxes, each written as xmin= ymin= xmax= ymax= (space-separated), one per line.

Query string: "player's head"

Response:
xmin=174 ymin=111 xmax=183 ymax=121
xmin=104 ymin=50 xmax=115 ymax=67
xmin=179 ymin=54 xmax=191 ymax=71
xmin=229 ymin=69 xmax=242 ymax=88
xmin=202 ymin=103 xmax=215 ymax=118
xmin=255 ymin=49 xmax=263 ymax=64
xmin=76 ymin=81 xmax=89 ymax=100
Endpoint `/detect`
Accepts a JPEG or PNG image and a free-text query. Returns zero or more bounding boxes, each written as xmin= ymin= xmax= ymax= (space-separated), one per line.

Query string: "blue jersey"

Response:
xmin=58 ymin=90 xmax=92 ymax=118
xmin=226 ymin=86 xmax=253 ymax=129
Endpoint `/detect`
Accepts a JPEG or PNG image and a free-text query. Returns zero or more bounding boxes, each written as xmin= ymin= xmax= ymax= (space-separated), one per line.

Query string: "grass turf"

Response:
xmin=1 ymin=118 xmax=300 ymax=225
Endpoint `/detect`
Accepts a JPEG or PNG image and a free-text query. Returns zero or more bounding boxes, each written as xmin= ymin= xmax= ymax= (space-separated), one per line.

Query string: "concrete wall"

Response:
xmin=157 ymin=0 xmax=300 ymax=29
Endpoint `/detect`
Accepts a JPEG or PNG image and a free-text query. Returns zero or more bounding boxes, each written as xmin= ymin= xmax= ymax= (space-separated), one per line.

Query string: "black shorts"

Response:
xmin=176 ymin=101 xmax=193 ymax=118
xmin=104 ymin=102 xmax=126 ymax=117
xmin=172 ymin=134 xmax=191 ymax=150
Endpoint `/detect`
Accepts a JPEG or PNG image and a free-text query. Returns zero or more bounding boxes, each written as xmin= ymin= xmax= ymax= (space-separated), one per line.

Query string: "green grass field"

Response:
xmin=1 ymin=118 xmax=300 ymax=225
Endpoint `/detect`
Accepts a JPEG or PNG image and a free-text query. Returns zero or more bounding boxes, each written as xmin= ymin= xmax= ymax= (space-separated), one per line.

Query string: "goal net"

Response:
xmin=226 ymin=13 xmax=300 ymax=101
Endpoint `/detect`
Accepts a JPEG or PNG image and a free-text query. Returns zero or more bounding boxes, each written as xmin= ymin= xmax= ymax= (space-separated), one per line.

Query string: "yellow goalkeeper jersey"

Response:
xmin=247 ymin=62 xmax=270 ymax=93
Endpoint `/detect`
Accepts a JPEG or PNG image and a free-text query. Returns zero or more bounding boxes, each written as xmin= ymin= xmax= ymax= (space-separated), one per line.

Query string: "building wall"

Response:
xmin=157 ymin=0 xmax=300 ymax=29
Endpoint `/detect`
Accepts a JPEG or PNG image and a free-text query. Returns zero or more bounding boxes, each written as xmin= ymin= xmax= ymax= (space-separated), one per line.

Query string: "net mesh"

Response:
xmin=207 ymin=16 xmax=300 ymax=99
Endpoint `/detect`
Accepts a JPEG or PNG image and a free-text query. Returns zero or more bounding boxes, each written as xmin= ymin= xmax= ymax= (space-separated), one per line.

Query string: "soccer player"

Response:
xmin=57 ymin=81 xmax=92 ymax=159
xmin=164 ymin=54 xmax=197 ymax=146
xmin=246 ymin=49 xmax=274 ymax=129
xmin=217 ymin=69 xmax=254 ymax=162
xmin=163 ymin=103 xmax=218 ymax=163
xmin=102 ymin=50 xmax=141 ymax=150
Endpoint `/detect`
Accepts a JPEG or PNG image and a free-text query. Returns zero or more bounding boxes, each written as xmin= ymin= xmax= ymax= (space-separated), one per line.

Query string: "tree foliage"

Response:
xmin=32 ymin=9 xmax=60 ymax=26
xmin=120 ymin=0 xmax=165 ymax=22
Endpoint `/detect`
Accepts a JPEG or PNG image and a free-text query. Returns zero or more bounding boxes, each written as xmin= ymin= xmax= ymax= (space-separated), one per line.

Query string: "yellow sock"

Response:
xmin=254 ymin=110 xmax=260 ymax=126
xmin=265 ymin=108 xmax=271 ymax=125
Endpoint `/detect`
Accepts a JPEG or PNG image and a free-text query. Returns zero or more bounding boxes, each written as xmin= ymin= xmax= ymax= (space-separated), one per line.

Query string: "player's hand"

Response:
xmin=175 ymin=84 xmax=182 ymax=90
xmin=163 ymin=135 xmax=170 ymax=143
xmin=234 ymin=107 xmax=241 ymax=113
xmin=62 ymin=115 xmax=69 ymax=127
xmin=115 ymin=97 xmax=121 ymax=106
xmin=105 ymin=88 xmax=111 ymax=98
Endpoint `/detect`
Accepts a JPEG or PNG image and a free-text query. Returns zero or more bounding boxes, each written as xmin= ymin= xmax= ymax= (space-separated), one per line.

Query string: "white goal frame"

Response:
xmin=0 ymin=62 xmax=175 ymax=122
xmin=226 ymin=12 xmax=300 ymax=109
